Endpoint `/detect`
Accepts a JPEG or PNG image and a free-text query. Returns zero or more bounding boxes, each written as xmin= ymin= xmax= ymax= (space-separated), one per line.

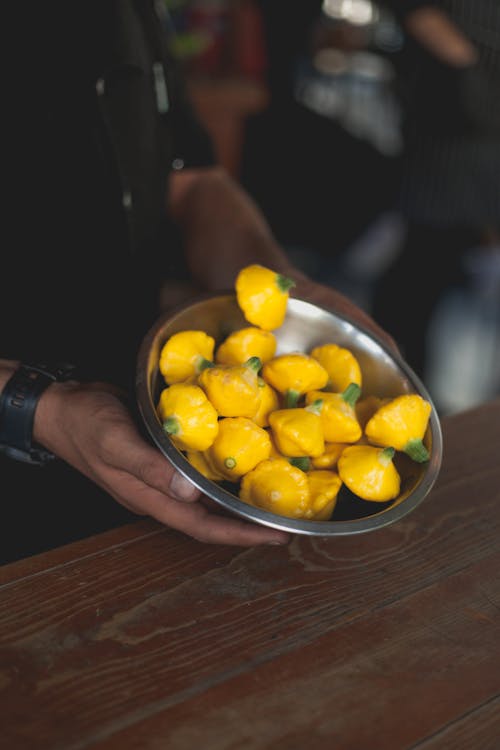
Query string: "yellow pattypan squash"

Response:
xmin=198 ymin=356 xmax=262 ymax=417
xmin=252 ymin=378 xmax=280 ymax=427
xmin=240 ymin=457 xmax=311 ymax=519
xmin=364 ymin=394 xmax=432 ymax=463
xmin=305 ymin=383 xmax=362 ymax=443
xmin=157 ymin=383 xmax=219 ymax=452
xmin=338 ymin=444 xmax=401 ymax=502
xmin=185 ymin=449 xmax=225 ymax=482
xmin=310 ymin=343 xmax=362 ymax=391
xmin=215 ymin=326 xmax=277 ymax=366
xmin=235 ymin=264 xmax=295 ymax=331
xmin=268 ymin=399 xmax=325 ymax=458
xmin=262 ymin=352 xmax=328 ymax=407
xmin=311 ymin=442 xmax=349 ymax=470
xmin=159 ymin=330 xmax=214 ymax=385
xmin=307 ymin=469 xmax=343 ymax=520
xmin=207 ymin=416 xmax=272 ymax=481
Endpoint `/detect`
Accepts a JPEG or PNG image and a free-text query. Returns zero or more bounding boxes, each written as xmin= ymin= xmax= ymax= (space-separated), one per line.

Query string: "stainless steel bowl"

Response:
xmin=136 ymin=293 xmax=443 ymax=536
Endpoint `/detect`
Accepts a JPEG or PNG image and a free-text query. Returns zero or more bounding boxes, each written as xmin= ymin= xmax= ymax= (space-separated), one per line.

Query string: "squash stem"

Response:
xmin=162 ymin=417 xmax=180 ymax=436
xmin=289 ymin=456 xmax=311 ymax=472
xmin=245 ymin=356 xmax=262 ymax=373
xmin=379 ymin=446 xmax=395 ymax=466
xmin=405 ymin=439 xmax=430 ymax=463
xmin=285 ymin=389 xmax=300 ymax=408
xmin=305 ymin=398 xmax=323 ymax=416
xmin=197 ymin=356 xmax=214 ymax=372
xmin=342 ymin=382 xmax=361 ymax=407
xmin=276 ymin=274 xmax=296 ymax=293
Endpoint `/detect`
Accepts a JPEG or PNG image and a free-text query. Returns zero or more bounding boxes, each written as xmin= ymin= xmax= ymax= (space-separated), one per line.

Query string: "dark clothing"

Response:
xmin=1 ymin=1 xmax=215 ymax=564
xmin=372 ymin=223 xmax=480 ymax=377
xmin=241 ymin=1 xmax=400 ymax=267
xmin=372 ymin=0 xmax=500 ymax=388
xmin=3 ymin=0 xmax=214 ymax=388
xmin=384 ymin=0 xmax=500 ymax=225
xmin=256 ymin=0 xmax=324 ymax=103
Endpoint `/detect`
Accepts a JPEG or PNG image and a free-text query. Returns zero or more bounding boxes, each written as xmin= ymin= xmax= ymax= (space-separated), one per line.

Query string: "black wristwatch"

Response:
xmin=0 ymin=362 xmax=76 ymax=465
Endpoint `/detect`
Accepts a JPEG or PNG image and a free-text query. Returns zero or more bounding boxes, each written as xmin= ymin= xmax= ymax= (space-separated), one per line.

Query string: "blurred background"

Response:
xmin=165 ymin=0 xmax=500 ymax=417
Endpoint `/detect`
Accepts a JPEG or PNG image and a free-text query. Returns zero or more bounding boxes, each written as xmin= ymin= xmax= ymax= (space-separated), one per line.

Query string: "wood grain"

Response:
xmin=1 ymin=399 xmax=500 ymax=750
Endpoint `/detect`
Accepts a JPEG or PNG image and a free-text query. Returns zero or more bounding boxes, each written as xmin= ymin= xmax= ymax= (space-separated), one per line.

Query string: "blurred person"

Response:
xmin=371 ymin=0 xmax=500 ymax=393
xmin=0 ymin=1 xmax=396 ymax=564
xmin=240 ymin=0 xmax=401 ymax=283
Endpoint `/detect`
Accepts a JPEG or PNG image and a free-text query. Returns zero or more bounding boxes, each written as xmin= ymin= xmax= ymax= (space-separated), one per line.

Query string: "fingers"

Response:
xmin=98 ymin=450 xmax=291 ymax=546
xmin=299 ymin=283 xmax=400 ymax=354
xmin=124 ymin=478 xmax=290 ymax=546
xmin=108 ymin=438 xmax=201 ymax=503
xmin=151 ymin=498 xmax=291 ymax=547
xmin=74 ymin=400 xmax=291 ymax=546
xmin=168 ymin=469 xmax=200 ymax=503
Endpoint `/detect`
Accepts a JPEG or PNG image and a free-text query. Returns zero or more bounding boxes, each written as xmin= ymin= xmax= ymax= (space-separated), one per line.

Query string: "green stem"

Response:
xmin=224 ymin=456 xmax=237 ymax=470
xmin=404 ymin=439 xmax=430 ymax=463
xmin=379 ymin=446 xmax=395 ymax=466
xmin=196 ymin=356 xmax=214 ymax=372
xmin=162 ymin=416 xmax=180 ymax=436
xmin=276 ymin=273 xmax=296 ymax=293
xmin=244 ymin=356 xmax=262 ymax=373
xmin=342 ymin=382 xmax=362 ymax=407
xmin=305 ymin=398 xmax=323 ymax=416
xmin=284 ymin=389 xmax=300 ymax=408
xmin=289 ymin=456 xmax=311 ymax=472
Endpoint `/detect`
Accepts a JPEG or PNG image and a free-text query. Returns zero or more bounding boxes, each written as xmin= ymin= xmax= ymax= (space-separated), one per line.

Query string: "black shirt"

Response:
xmin=380 ymin=0 xmax=500 ymax=225
xmin=3 ymin=0 xmax=215 ymax=388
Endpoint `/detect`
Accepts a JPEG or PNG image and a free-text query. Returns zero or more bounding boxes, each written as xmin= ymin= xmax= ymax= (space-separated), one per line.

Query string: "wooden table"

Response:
xmin=2 ymin=399 xmax=500 ymax=749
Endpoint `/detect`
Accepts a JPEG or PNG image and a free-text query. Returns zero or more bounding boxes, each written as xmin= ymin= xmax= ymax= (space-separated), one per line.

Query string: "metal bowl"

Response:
xmin=136 ymin=293 xmax=443 ymax=536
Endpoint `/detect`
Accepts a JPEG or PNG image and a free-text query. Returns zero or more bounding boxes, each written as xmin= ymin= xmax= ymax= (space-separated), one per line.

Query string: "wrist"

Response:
xmin=0 ymin=359 xmax=21 ymax=391
xmin=0 ymin=362 xmax=77 ymax=465
xmin=33 ymin=378 xmax=80 ymax=450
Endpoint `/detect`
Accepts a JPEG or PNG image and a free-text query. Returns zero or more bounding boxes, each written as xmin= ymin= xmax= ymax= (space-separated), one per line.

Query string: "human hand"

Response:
xmin=34 ymin=381 xmax=290 ymax=547
xmin=166 ymin=167 xmax=398 ymax=353
xmin=290 ymin=270 xmax=400 ymax=355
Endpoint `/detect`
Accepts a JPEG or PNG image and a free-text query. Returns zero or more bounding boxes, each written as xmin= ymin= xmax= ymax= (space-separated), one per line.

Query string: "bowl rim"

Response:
xmin=136 ymin=293 xmax=443 ymax=536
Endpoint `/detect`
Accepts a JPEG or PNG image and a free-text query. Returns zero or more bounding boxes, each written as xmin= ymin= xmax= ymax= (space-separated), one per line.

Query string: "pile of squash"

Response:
xmin=156 ymin=264 xmax=432 ymax=521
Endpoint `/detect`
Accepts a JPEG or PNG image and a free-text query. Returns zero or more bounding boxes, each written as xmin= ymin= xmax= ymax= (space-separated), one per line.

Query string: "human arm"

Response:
xmin=0 ymin=359 xmax=289 ymax=547
xmin=381 ymin=0 xmax=500 ymax=136
xmin=69 ymin=160 xmax=393 ymax=546
xmin=0 ymin=168 xmax=392 ymax=551
xmin=166 ymin=165 xmax=398 ymax=350
xmin=396 ymin=3 xmax=477 ymax=67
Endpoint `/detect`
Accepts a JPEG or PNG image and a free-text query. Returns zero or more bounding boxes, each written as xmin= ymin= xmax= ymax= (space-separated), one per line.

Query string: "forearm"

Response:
xmin=166 ymin=166 xmax=397 ymax=349
xmin=402 ymin=5 xmax=477 ymax=67
xmin=167 ymin=166 xmax=296 ymax=291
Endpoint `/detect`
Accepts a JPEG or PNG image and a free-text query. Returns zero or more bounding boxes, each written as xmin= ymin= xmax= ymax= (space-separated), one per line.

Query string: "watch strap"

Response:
xmin=0 ymin=363 xmax=75 ymax=465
